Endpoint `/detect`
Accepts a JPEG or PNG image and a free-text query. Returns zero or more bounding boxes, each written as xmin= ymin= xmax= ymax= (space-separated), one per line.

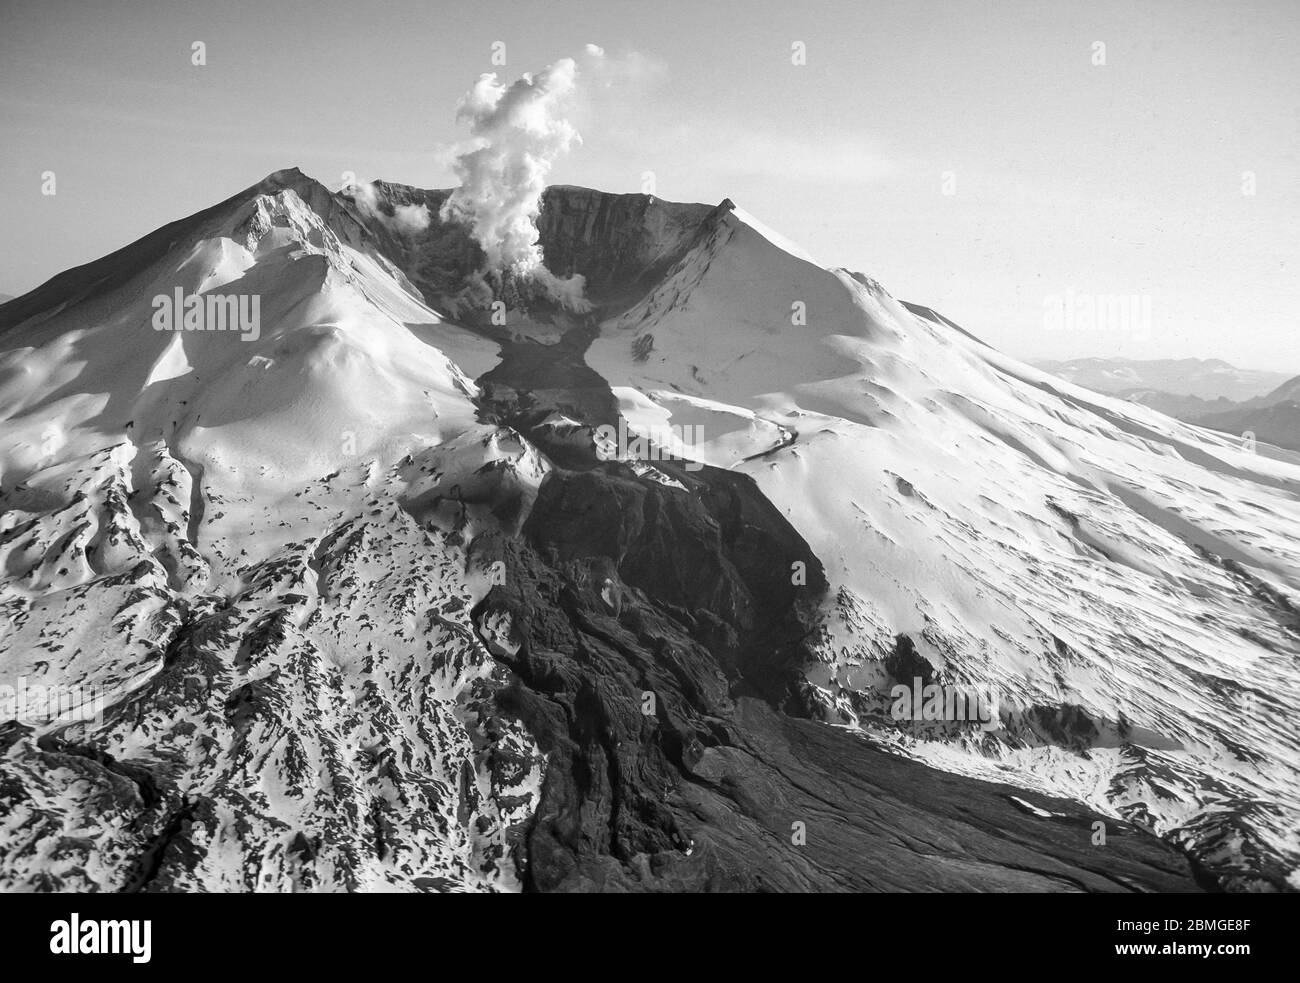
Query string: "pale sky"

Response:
xmin=2 ymin=0 xmax=1297 ymax=369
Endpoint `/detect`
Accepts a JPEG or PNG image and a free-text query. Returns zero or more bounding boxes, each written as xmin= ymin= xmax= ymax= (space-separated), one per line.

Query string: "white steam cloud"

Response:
xmin=387 ymin=202 xmax=432 ymax=235
xmin=440 ymin=56 xmax=590 ymax=311
xmin=347 ymin=179 xmax=431 ymax=236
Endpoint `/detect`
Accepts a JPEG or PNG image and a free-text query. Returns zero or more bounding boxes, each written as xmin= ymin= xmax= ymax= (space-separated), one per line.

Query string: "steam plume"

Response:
xmin=440 ymin=58 xmax=589 ymax=311
xmin=346 ymin=179 xmax=431 ymax=236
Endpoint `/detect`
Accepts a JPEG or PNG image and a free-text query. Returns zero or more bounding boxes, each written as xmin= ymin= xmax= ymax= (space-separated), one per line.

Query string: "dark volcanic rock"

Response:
xmin=471 ymin=459 xmax=1205 ymax=892
xmin=475 ymin=324 xmax=621 ymax=435
xmin=534 ymin=187 xmax=716 ymax=310
xmin=346 ymin=181 xmax=720 ymax=319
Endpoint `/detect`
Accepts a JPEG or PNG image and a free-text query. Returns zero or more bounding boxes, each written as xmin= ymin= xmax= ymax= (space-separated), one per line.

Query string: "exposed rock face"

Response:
xmin=467 ymin=454 xmax=1203 ymax=891
xmin=346 ymin=181 xmax=718 ymax=319
xmin=355 ymin=183 xmax=481 ymax=303
xmin=534 ymin=187 xmax=715 ymax=309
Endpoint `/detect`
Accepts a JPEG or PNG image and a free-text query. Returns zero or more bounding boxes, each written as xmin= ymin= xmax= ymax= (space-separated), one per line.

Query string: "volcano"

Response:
xmin=1 ymin=168 xmax=1296 ymax=892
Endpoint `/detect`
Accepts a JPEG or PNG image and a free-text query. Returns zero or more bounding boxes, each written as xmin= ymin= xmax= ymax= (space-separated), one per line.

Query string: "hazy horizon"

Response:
xmin=3 ymin=0 xmax=1298 ymax=371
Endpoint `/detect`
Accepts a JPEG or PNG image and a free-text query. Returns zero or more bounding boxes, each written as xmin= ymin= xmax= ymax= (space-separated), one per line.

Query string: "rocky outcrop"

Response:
xmin=533 ymin=187 xmax=715 ymax=309
xmin=343 ymin=181 xmax=720 ymax=319
xmin=468 ymin=453 xmax=1204 ymax=891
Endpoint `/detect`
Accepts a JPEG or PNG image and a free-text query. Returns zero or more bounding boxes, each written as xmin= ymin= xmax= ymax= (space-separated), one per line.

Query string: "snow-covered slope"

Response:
xmin=1 ymin=172 xmax=1294 ymax=891
xmin=0 ymin=171 xmax=540 ymax=890
xmin=589 ymin=203 xmax=1300 ymax=888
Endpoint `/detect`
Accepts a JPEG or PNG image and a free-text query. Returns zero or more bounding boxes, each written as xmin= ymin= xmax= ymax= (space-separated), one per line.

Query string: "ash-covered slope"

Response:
xmin=0 ymin=169 xmax=1279 ymax=892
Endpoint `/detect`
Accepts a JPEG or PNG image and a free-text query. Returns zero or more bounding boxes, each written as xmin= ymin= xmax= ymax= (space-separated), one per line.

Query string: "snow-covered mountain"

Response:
xmin=1 ymin=169 xmax=1296 ymax=892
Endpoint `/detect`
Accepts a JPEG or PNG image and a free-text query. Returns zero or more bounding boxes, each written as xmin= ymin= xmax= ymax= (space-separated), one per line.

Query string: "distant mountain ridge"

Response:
xmin=1194 ymin=374 xmax=1300 ymax=452
xmin=1034 ymin=356 xmax=1292 ymax=402
xmin=1037 ymin=357 xmax=1300 ymax=453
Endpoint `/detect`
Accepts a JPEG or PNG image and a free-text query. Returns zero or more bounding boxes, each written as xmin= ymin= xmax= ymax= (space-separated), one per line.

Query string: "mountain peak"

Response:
xmin=2 ymin=169 xmax=1298 ymax=893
